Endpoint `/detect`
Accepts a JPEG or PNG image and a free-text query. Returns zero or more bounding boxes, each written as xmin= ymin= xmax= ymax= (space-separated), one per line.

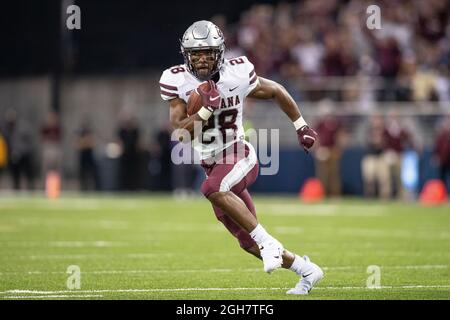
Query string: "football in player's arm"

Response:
xmin=160 ymin=20 xmax=323 ymax=295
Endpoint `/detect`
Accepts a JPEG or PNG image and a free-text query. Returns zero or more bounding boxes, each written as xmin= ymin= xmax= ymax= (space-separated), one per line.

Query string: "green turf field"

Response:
xmin=0 ymin=194 xmax=449 ymax=300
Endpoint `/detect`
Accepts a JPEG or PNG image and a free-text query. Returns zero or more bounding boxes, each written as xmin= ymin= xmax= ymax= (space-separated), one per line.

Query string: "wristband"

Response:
xmin=293 ymin=116 xmax=308 ymax=130
xmin=197 ymin=106 xmax=213 ymax=120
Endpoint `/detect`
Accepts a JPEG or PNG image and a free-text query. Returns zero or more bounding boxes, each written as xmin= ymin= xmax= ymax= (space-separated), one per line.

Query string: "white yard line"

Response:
xmin=4 ymin=253 xmax=175 ymax=260
xmin=316 ymin=285 xmax=450 ymax=290
xmin=261 ymin=204 xmax=389 ymax=217
xmin=273 ymin=227 xmax=449 ymax=239
xmin=0 ymin=241 xmax=132 ymax=248
xmin=0 ymin=268 xmax=236 ymax=275
xmin=1 ymin=285 xmax=449 ymax=296
xmin=1 ymin=288 xmax=286 ymax=294
xmin=3 ymin=295 xmax=103 ymax=299
xmin=0 ymin=198 xmax=152 ymax=210
xmin=0 ymin=265 xmax=447 ymax=276
xmin=324 ymin=265 xmax=449 ymax=271
xmin=6 ymin=248 xmax=448 ymax=260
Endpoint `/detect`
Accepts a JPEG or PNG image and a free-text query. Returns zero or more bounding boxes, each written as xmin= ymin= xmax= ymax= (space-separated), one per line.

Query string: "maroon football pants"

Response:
xmin=200 ymin=141 xmax=259 ymax=249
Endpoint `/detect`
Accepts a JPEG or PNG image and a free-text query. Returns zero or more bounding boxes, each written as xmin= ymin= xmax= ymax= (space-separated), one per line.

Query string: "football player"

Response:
xmin=160 ymin=20 xmax=323 ymax=295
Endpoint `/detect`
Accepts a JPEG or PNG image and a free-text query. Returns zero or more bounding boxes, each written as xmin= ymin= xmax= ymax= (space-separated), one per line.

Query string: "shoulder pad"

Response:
xmin=159 ymin=65 xmax=187 ymax=101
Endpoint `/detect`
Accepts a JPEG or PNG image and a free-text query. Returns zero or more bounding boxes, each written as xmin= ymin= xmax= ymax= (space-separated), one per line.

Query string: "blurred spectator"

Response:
xmin=395 ymin=54 xmax=416 ymax=101
xmin=171 ymin=154 xmax=198 ymax=198
xmin=148 ymin=124 xmax=173 ymax=191
xmin=148 ymin=124 xmax=199 ymax=197
xmin=5 ymin=110 xmax=36 ymax=190
xmin=383 ymin=111 xmax=415 ymax=199
xmin=416 ymin=0 xmax=448 ymax=42
xmin=117 ymin=113 xmax=140 ymax=191
xmin=433 ymin=116 xmax=450 ymax=190
xmin=361 ymin=114 xmax=390 ymax=199
xmin=435 ymin=66 xmax=450 ymax=108
xmin=375 ymin=37 xmax=402 ymax=101
xmin=41 ymin=111 xmax=62 ymax=180
xmin=321 ymin=32 xmax=358 ymax=77
xmin=313 ymin=104 xmax=343 ymax=197
xmin=411 ymin=67 xmax=438 ymax=102
xmin=76 ymin=120 xmax=99 ymax=191
xmin=291 ymin=28 xmax=323 ymax=76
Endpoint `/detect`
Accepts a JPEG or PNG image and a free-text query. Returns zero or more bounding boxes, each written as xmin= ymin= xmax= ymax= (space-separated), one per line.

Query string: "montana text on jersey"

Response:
xmin=160 ymin=56 xmax=259 ymax=159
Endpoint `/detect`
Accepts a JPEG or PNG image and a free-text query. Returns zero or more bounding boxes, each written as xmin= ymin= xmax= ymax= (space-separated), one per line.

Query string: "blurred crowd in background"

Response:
xmin=0 ymin=0 xmax=449 ymax=199
xmin=0 ymin=109 xmax=201 ymax=196
xmin=216 ymin=0 xmax=450 ymax=104
xmin=1 ymin=105 xmax=449 ymax=200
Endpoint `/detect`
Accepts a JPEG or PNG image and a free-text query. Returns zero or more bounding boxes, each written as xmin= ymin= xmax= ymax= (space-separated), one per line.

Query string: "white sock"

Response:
xmin=289 ymin=255 xmax=306 ymax=276
xmin=249 ymin=224 xmax=272 ymax=245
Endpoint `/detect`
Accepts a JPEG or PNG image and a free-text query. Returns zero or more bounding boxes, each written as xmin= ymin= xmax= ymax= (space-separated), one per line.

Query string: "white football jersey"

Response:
xmin=159 ymin=56 xmax=259 ymax=160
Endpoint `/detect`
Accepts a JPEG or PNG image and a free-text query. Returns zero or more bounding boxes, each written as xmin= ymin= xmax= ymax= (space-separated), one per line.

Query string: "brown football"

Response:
xmin=186 ymin=82 xmax=211 ymax=116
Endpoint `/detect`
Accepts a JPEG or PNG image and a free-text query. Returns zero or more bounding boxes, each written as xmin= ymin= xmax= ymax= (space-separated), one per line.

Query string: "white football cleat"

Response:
xmin=259 ymin=239 xmax=284 ymax=273
xmin=287 ymin=256 xmax=324 ymax=295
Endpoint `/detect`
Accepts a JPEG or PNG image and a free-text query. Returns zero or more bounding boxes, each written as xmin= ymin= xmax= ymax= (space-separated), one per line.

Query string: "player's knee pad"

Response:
xmin=201 ymin=178 xmax=223 ymax=198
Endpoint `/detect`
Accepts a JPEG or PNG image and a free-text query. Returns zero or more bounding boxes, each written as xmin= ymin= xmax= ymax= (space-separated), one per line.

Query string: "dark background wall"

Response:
xmin=0 ymin=0 xmax=289 ymax=76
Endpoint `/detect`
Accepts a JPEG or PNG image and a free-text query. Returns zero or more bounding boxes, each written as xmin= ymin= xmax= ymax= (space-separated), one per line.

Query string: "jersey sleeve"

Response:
xmin=159 ymin=68 xmax=181 ymax=101
xmin=241 ymin=56 xmax=260 ymax=97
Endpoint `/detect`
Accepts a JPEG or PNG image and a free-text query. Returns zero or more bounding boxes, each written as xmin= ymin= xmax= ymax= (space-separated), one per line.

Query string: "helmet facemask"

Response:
xmin=182 ymin=46 xmax=224 ymax=81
